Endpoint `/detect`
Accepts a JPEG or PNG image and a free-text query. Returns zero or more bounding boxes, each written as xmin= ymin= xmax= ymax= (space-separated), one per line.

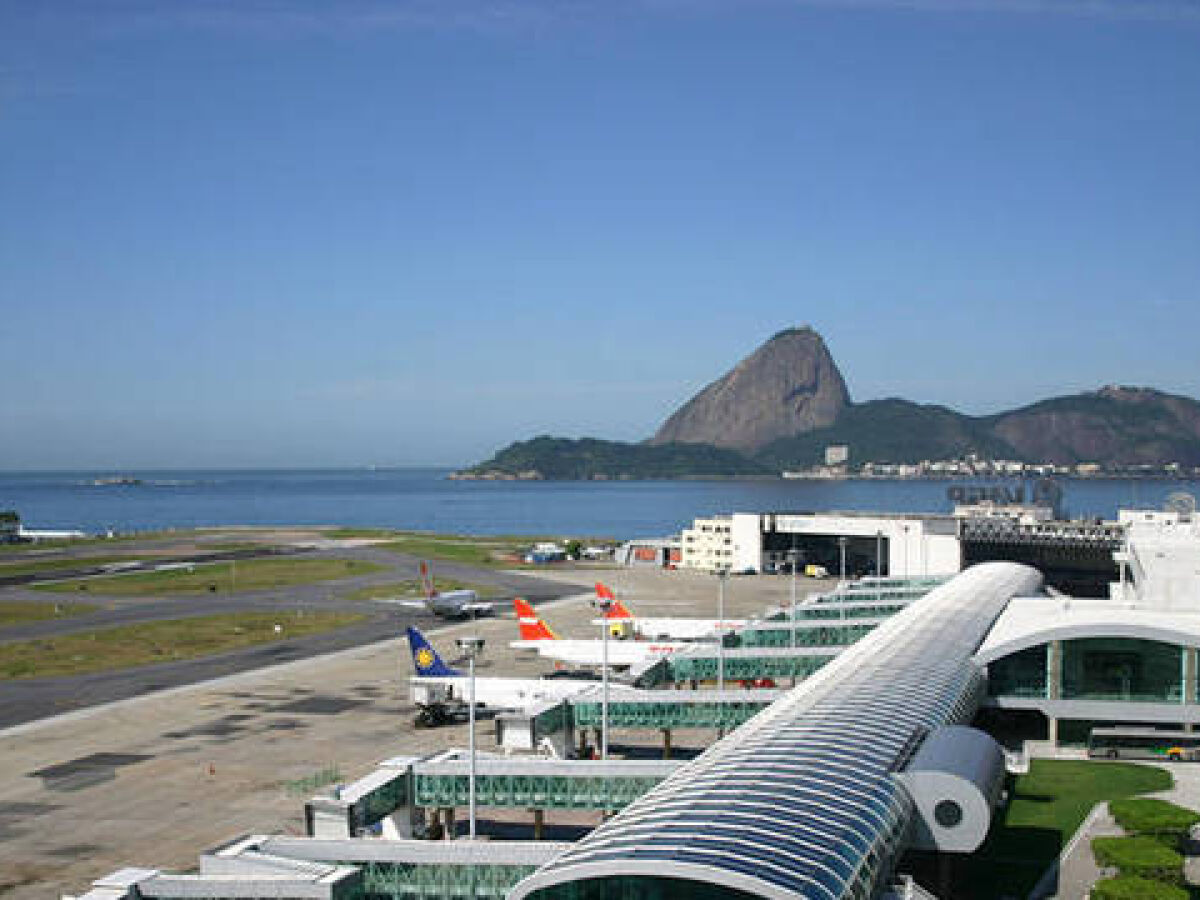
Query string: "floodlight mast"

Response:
xmin=455 ymin=635 xmax=485 ymax=839
xmin=593 ymin=595 xmax=614 ymax=759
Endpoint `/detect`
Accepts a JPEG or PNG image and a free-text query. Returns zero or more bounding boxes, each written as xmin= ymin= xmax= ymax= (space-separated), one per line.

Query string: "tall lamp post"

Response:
xmin=716 ymin=566 xmax=729 ymax=692
xmin=787 ymin=547 xmax=798 ymax=651
xmin=593 ymin=593 xmax=614 ymax=759
xmin=838 ymin=536 xmax=848 ymax=582
xmin=875 ymin=530 xmax=883 ymax=579
xmin=455 ymin=635 xmax=485 ymax=839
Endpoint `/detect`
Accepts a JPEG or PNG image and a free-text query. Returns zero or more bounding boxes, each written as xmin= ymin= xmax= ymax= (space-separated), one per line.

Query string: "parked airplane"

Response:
xmin=508 ymin=598 xmax=686 ymax=667
xmin=396 ymin=562 xmax=494 ymax=619
xmin=592 ymin=582 xmax=747 ymax=640
xmin=405 ymin=626 xmax=597 ymax=726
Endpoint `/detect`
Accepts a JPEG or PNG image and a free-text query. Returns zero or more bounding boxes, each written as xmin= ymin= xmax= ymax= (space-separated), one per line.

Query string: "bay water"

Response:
xmin=2 ymin=469 xmax=1196 ymax=539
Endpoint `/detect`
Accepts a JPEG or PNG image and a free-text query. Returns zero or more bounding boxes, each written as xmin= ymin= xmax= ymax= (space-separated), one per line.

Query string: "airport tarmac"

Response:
xmin=0 ymin=564 xmax=827 ymax=899
xmin=0 ymin=542 xmax=580 ymax=730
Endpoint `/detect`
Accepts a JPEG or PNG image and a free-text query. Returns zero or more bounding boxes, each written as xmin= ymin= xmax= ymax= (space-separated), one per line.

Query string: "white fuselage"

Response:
xmin=593 ymin=617 xmax=746 ymax=641
xmin=427 ymin=589 xmax=492 ymax=618
xmin=508 ymin=638 xmax=686 ymax=667
xmin=410 ymin=675 xmax=597 ymax=710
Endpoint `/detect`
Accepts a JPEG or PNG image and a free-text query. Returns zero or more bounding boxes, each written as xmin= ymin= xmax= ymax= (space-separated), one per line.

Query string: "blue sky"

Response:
xmin=2 ymin=1 xmax=1199 ymax=468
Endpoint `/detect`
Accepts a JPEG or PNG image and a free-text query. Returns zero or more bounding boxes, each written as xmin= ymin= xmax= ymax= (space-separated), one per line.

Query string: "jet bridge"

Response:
xmin=495 ymin=687 xmax=783 ymax=757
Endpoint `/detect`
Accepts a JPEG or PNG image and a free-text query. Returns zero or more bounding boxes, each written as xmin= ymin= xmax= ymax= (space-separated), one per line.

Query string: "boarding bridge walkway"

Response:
xmin=413 ymin=750 xmax=679 ymax=812
xmin=730 ymin=616 xmax=889 ymax=648
xmin=632 ymin=644 xmax=840 ymax=687
xmin=495 ymin=687 xmax=784 ymax=756
xmin=75 ymin=835 xmax=575 ymax=900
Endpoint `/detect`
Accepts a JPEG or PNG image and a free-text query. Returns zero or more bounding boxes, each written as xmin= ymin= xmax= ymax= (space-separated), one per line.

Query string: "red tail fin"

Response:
xmin=513 ymin=597 xmax=558 ymax=640
xmin=596 ymin=582 xmax=633 ymax=620
xmin=419 ymin=562 xmax=435 ymax=600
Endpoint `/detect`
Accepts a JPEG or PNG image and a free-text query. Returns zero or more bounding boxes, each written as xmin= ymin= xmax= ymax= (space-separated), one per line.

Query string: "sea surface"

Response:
xmin=2 ymin=469 xmax=1198 ymax=540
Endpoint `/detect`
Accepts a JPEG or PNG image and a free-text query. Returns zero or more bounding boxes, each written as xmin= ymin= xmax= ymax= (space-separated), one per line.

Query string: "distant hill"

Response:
xmin=987 ymin=386 xmax=1200 ymax=467
xmin=454 ymin=329 xmax=1200 ymax=480
xmin=753 ymin=398 xmax=1018 ymax=469
xmin=459 ymin=436 xmax=775 ymax=481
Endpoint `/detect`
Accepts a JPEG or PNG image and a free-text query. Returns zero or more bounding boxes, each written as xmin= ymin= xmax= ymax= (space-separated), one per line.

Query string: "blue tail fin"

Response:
xmin=406 ymin=627 xmax=460 ymax=677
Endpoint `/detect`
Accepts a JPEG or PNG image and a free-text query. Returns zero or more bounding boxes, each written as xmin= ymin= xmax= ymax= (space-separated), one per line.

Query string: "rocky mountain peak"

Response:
xmin=649 ymin=327 xmax=851 ymax=452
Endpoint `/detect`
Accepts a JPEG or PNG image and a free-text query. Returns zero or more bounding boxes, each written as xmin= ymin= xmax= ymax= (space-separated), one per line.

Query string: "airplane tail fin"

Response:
xmin=419 ymin=561 xmax=435 ymax=602
xmin=596 ymin=582 xmax=633 ymax=620
xmin=513 ymin=597 xmax=559 ymax=640
xmin=405 ymin=626 xmax=460 ymax=677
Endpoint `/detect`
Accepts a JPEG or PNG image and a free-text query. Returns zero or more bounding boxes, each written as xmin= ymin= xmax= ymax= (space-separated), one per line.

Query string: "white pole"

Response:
xmin=717 ymin=569 xmax=726 ymax=692
xmin=601 ymin=613 xmax=609 ymax=760
xmin=876 ymin=530 xmax=883 ymax=579
xmin=789 ymin=553 xmax=797 ymax=651
xmin=468 ymin=652 xmax=476 ymax=839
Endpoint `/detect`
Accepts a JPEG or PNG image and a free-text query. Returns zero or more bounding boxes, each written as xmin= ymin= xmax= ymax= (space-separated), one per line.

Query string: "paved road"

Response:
xmin=0 ymin=541 xmax=584 ymax=730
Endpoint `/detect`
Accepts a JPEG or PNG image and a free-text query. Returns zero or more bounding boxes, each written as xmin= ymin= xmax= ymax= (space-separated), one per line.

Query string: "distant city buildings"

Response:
xmin=784 ymin=448 xmax=1198 ymax=480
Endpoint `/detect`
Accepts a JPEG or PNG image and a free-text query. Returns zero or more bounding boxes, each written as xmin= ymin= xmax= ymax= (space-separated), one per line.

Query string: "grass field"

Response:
xmin=33 ymin=557 xmax=386 ymax=595
xmin=377 ymin=534 xmax=527 ymax=567
xmin=948 ymin=759 xmax=1173 ymax=899
xmin=0 ymin=610 xmax=367 ymax=679
xmin=345 ymin=577 xmax=499 ymax=603
xmin=0 ymin=600 xmax=97 ymax=628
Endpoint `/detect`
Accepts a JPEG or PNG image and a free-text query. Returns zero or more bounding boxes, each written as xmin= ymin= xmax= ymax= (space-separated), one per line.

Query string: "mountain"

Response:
xmin=648 ymin=327 xmax=850 ymax=452
xmin=455 ymin=329 xmax=1200 ymax=480
xmin=987 ymin=386 xmax=1200 ymax=467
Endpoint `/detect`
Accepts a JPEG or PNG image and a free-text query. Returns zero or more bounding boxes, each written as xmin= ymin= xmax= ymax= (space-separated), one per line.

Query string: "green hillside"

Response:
xmin=753 ymin=399 xmax=1017 ymax=469
xmin=459 ymin=436 xmax=775 ymax=481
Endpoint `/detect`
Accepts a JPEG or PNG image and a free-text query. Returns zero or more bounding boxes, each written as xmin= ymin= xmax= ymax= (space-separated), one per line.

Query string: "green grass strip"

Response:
xmin=956 ymin=760 xmax=1172 ymax=900
xmin=33 ymin=557 xmax=385 ymax=596
xmin=0 ymin=610 xmax=366 ymax=679
xmin=1109 ymin=797 xmax=1200 ymax=842
xmin=1092 ymin=835 xmax=1183 ymax=884
xmin=1091 ymin=875 xmax=1189 ymax=900
xmin=0 ymin=600 xmax=96 ymax=628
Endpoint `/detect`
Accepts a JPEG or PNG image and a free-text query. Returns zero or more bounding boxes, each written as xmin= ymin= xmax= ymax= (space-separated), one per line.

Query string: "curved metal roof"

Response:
xmin=976 ymin=596 xmax=1200 ymax=664
xmin=510 ymin=562 xmax=1043 ymax=900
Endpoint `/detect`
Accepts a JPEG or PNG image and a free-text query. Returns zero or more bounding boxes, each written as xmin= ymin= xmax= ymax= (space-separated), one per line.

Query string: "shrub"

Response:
xmin=1091 ymin=835 xmax=1183 ymax=884
xmin=1109 ymin=797 xmax=1200 ymax=847
xmin=1090 ymin=875 xmax=1188 ymax=900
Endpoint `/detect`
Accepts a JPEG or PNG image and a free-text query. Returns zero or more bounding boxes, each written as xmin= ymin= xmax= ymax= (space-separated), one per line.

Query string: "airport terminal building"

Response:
xmin=71 ymin=505 xmax=1200 ymax=900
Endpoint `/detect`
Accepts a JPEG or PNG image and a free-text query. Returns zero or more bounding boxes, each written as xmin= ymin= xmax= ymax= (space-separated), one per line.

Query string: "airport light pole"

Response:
xmin=787 ymin=547 xmax=798 ymax=651
xmin=716 ymin=566 xmax=729 ymax=692
xmin=593 ymin=593 xmax=614 ymax=760
xmin=456 ymin=635 xmax=485 ymax=840
xmin=875 ymin=530 xmax=883 ymax=579
xmin=838 ymin=536 xmax=848 ymax=583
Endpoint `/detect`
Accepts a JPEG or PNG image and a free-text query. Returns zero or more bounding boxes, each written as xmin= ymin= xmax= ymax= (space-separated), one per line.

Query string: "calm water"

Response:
xmin=0 ymin=469 xmax=1195 ymax=539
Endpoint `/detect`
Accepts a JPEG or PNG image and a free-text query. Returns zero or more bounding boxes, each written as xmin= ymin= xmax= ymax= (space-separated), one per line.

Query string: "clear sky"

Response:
xmin=2 ymin=1 xmax=1199 ymax=469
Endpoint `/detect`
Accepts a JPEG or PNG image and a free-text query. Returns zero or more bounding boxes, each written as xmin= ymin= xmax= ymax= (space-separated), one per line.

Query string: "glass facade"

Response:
xmin=989 ymin=638 xmax=1190 ymax=705
xmin=987 ymin=645 xmax=1047 ymax=698
xmin=1062 ymin=638 xmax=1182 ymax=703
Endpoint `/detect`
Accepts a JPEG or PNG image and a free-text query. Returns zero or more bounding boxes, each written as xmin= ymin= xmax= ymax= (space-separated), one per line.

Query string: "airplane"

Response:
xmin=405 ymin=626 xmax=598 ymax=726
xmin=394 ymin=562 xmax=494 ymax=619
xmin=592 ymin=582 xmax=747 ymax=641
xmin=508 ymin=597 xmax=687 ymax=667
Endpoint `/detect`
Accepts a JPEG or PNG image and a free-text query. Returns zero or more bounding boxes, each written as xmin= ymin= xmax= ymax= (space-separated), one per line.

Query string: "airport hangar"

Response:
xmin=670 ymin=504 xmax=1123 ymax=596
xmin=72 ymin=510 xmax=1200 ymax=900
